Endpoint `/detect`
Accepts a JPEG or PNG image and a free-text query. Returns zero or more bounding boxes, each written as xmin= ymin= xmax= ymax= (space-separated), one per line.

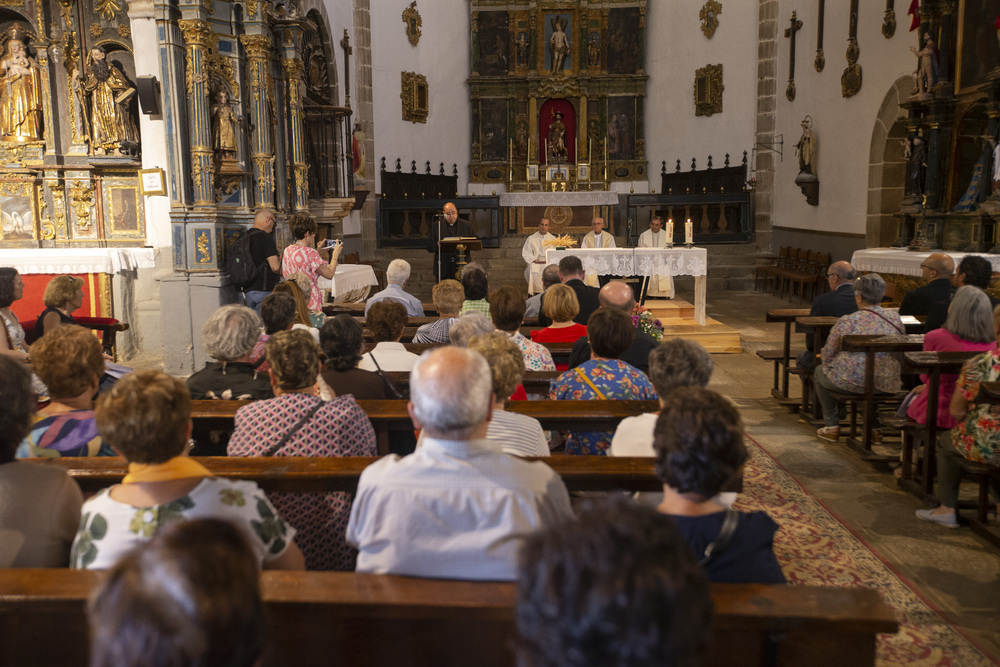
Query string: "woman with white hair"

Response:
xmin=186 ymin=305 xmax=272 ymax=401
xmin=813 ymin=273 xmax=903 ymax=442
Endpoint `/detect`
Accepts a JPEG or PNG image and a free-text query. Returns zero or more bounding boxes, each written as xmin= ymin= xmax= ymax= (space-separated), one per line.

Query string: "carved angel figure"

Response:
xmin=0 ymin=34 xmax=43 ymax=143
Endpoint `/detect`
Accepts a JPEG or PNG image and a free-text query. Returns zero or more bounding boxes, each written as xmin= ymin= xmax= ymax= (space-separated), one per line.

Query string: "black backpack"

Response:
xmin=227 ymin=228 xmax=264 ymax=290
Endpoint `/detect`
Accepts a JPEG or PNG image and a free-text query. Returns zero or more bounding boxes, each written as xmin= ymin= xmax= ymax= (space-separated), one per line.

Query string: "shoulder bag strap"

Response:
xmin=864 ymin=308 xmax=905 ymax=335
xmin=574 ymin=366 xmax=607 ymax=399
xmin=370 ymin=354 xmax=404 ymax=399
xmin=698 ymin=509 xmax=740 ymax=567
xmin=262 ymin=397 xmax=324 ymax=456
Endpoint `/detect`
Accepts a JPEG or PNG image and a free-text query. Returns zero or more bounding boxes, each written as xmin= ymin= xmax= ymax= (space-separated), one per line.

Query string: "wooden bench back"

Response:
xmin=0 ymin=569 xmax=897 ymax=667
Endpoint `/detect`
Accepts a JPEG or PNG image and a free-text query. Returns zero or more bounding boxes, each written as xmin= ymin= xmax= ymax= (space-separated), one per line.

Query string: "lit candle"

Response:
xmin=544 ymin=138 xmax=547 ymax=163
xmin=665 ymin=219 xmax=674 ymax=247
xmin=685 ymin=219 xmax=694 ymax=245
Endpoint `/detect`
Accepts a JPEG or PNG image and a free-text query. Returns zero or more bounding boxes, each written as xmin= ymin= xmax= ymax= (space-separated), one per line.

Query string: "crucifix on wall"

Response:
xmin=815 ymin=0 xmax=825 ymax=72
xmin=784 ymin=11 xmax=802 ymax=102
xmin=841 ymin=0 xmax=862 ymax=97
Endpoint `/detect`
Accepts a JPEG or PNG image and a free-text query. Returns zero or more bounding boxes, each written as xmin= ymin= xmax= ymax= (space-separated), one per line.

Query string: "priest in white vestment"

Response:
xmin=522 ymin=217 xmax=557 ymax=294
xmin=637 ymin=216 xmax=675 ymax=298
xmin=580 ymin=217 xmax=615 ymax=287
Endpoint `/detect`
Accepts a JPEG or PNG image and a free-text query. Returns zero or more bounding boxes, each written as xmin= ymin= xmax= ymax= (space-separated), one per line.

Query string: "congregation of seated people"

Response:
xmin=17 ymin=249 xmax=1000 ymax=662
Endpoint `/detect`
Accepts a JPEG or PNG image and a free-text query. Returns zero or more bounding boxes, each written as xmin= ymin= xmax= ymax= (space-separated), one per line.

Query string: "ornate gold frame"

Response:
xmin=140 ymin=168 xmax=166 ymax=195
xmin=402 ymin=1 xmax=422 ymax=46
xmin=694 ymin=64 xmax=723 ymax=117
xmin=401 ymin=71 xmax=428 ymax=123
xmin=700 ymin=1 xmax=722 ymax=39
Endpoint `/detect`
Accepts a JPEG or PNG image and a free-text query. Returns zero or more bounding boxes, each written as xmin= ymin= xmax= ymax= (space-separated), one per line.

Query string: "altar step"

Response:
xmin=644 ymin=298 xmax=743 ymax=354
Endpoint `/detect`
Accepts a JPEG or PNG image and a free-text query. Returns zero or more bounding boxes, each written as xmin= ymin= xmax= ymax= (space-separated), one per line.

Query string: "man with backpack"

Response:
xmin=234 ymin=208 xmax=280 ymax=312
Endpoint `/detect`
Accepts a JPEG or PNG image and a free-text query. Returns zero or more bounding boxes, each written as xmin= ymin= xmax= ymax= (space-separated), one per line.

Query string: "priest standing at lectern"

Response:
xmin=637 ymin=216 xmax=675 ymax=299
xmin=522 ymin=217 xmax=556 ymax=294
xmin=428 ymin=202 xmax=475 ymax=281
xmin=581 ymin=217 xmax=615 ymax=287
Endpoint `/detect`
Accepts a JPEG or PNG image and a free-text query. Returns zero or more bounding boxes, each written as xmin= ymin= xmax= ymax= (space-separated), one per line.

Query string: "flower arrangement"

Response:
xmin=632 ymin=304 xmax=664 ymax=342
xmin=543 ymin=234 xmax=577 ymax=249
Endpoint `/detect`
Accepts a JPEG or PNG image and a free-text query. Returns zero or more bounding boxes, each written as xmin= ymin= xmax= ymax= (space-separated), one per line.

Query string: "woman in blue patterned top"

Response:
xmin=550 ymin=307 xmax=656 ymax=454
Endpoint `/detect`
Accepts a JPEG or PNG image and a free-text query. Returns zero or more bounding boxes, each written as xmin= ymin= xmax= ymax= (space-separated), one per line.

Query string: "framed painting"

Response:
xmin=0 ymin=187 xmax=35 ymax=241
xmin=478 ymin=11 xmax=509 ymax=76
xmin=480 ymin=98 xmax=508 ymax=162
xmin=108 ymin=186 xmax=141 ymax=235
xmin=957 ymin=0 xmax=1000 ymax=93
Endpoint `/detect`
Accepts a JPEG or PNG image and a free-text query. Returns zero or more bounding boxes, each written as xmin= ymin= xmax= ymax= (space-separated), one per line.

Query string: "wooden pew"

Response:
xmin=349 ymin=315 xmax=540 ymax=328
xmin=191 ymin=399 xmax=661 ymax=456
xmin=35 ymin=455 xmax=666 ymax=495
xmin=761 ymin=308 xmax=809 ymax=407
xmin=0 ymin=569 xmax=898 ymax=667
xmin=379 ymin=370 xmax=562 ymax=398
xmin=363 ymin=324 xmax=541 ymax=343
xmin=360 ymin=341 xmax=576 ymax=367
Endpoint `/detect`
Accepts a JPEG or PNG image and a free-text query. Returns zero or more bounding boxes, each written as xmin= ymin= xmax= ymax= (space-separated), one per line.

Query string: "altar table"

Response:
xmin=317 ymin=264 xmax=379 ymax=302
xmin=851 ymin=248 xmax=1000 ymax=277
xmin=545 ymin=247 xmax=708 ymax=325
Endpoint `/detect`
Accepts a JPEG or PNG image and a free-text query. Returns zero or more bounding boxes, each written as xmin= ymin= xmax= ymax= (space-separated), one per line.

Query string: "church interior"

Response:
xmin=2 ymin=0 xmax=1000 ymax=664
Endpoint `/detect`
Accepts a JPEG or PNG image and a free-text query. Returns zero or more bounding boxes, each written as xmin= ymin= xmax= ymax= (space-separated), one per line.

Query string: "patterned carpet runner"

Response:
xmin=737 ymin=436 xmax=996 ymax=666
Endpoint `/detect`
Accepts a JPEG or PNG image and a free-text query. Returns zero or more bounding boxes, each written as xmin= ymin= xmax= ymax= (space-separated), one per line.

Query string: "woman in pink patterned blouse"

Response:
xmin=228 ymin=329 xmax=377 ymax=570
xmin=281 ymin=212 xmax=342 ymax=312
xmin=813 ymin=273 xmax=903 ymax=442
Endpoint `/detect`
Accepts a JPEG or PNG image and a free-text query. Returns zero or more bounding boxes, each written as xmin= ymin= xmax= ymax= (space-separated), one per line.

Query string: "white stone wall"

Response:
xmin=368 ymin=0 xmax=472 ymax=194
xmin=770 ymin=2 xmax=916 ymax=236
xmin=644 ymin=0 xmax=758 ymax=185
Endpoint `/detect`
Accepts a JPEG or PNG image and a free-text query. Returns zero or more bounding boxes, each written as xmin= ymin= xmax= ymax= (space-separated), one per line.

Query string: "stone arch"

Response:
xmin=866 ymin=76 xmax=913 ymax=247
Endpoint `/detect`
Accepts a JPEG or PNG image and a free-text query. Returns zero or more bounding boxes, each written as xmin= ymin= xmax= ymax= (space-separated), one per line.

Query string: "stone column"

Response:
xmin=578 ymin=93 xmax=587 ymax=161
xmin=354 ymin=0 xmax=377 ymax=260
xmin=754 ymin=0 xmax=779 ymax=254
xmin=178 ymin=18 xmax=215 ymax=206
xmin=239 ymin=33 xmax=276 ymax=209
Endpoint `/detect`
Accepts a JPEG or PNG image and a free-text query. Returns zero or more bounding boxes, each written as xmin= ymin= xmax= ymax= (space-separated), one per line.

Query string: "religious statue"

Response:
xmin=910 ymin=32 xmax=937 ymax=98
xmin=73 ymin=46 xmax=140 ymax=155
xmin=211 ymin=90 xmax=240 ymax=161
xmin=906 ymin=135 xmax=927 ymax=197
xmin=794 ymin=116 xmax=816 ymax=175
xmin=547 ymin=111 xmax=567 ymax=160
xmin=515 ymin=32 xmax=529 ymax=67
xmin=993 ymin=140 xmax=1000 ymax=197
xmin=0 ymin=30 xmax=43 ymax=143
xmin=352 ymin=122 xmax=366 ymax=188
xmin=588 ymin=33 xmax=600 ymax=67
xmin=549 ymin=16 xmax=570 ymax=75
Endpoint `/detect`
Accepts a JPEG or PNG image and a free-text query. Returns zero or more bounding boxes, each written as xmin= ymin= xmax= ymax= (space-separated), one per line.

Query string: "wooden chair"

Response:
xmin=20 ymin=316 xmax=129 ymax=358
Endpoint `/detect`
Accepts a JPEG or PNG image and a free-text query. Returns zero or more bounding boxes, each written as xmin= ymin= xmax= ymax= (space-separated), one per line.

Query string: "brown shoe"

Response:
xmin=817 ymin=426 xmax=840 ymax=442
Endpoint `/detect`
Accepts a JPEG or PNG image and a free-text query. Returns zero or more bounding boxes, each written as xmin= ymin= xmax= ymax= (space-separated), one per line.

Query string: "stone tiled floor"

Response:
xmin=695 ymin=287 xmax=1000 ymax=663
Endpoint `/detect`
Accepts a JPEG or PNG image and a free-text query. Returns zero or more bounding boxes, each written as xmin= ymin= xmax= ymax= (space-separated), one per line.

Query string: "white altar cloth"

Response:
xmin=851 ymin=248 xmax=1000 ymax=277
xmin=0 ymin=248 xmax=155 ymax=275
xmin=545 ymin=247 xmax=709 ymax=325
xmin=498 ymin=191 xmax=620 ymax=207
xmin=317 ymin=264 xmax=378 ymax=301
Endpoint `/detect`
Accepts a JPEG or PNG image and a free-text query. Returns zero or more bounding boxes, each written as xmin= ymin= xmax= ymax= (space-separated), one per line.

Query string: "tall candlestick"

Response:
xmin=544 ymin=138 xmax=547 ymax=164
xmin=685 ymin=219 xmax=694 ymax=246
xmin=665 ymin=219 xmax=674 ymax=247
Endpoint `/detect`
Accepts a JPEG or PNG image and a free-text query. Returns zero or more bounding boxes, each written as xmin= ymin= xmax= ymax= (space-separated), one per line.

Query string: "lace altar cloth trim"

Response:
xmin=498 ymin=191 xmax=620 ymax=207
xmin=317 ymin=264 xmax=378 ymax=297
xmin=0 ymin=248 xmax=155 ymax=275
xmin=545 ymin=247 xmax=708 ymax=277
xmin=851 ymin=248 xmax=1000 ymax=277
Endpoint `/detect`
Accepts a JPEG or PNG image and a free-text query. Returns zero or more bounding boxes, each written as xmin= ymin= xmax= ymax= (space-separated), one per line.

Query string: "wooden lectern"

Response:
xmin=441 ymin=237 xmax=482 ymax=279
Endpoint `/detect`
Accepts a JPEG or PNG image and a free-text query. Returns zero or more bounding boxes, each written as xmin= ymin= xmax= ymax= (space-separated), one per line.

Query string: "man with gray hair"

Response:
xmin=525 ymin=264 xmax=560 ymax=319
xmin=796 ymin=260 xmax=857 ymax=370
xmin=365 ymin=259 xmax=423 ymax=317
xmin=346 ymin=346 xmax=572 ymax=580
xmin=187 ymin=304 xmax=272 ymax=402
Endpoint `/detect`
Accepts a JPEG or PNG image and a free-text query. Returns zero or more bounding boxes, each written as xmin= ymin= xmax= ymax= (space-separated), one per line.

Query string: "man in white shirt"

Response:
xmin=581 ymin=217 xmax=615 ymax=287
xmin=364 ymin=259 xmax=423 ymax=317
xmin=522 ymin=217 xmax=556 ymax=294
xmin=346 ymin=346 xmax=573 ymax=580
xmin=637 ymin=216 xmax=675 ymax=299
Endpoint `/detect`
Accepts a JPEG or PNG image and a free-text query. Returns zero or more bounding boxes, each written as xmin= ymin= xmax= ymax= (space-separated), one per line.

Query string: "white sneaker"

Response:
xmin=915 ymin=509 xmax=959 ymax=528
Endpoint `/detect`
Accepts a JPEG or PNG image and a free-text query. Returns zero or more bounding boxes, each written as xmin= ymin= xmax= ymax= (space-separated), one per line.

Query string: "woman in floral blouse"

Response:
xmin=916 ymin=306 xmax=1000 ymax=528
xmin=71 ymin=370 xmax=304 ymax=570
xmin=229 ymin=329 xmax=377 ymax=569
xmin=813 ymin=273 xmax=903 ymax=442
xmin=550 ymin=307 xmax=657 ymax=454
xmin=281 ymin=212 xmax=342 ymax=313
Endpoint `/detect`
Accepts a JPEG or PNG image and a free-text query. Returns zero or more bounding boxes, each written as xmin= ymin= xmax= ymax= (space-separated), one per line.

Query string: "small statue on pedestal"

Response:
xmin=794 ymin=116 xmax=819 ymax=205
xmin=906 ymin=134 xmax=927 ymax=198
xmin=910 ymin=33 xmax=938 ymax=99
xmin=211 ymin=90 xmax=240 ymax=161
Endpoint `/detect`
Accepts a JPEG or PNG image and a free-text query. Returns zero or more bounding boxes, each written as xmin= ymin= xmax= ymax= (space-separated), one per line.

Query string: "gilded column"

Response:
xmin=178 ymin=19 xmax=215 ymax=206
xmin=240 ymin=34 xmax=275 ymax=208
xmin=578 ymin=94 xmax=587 ymax=161
xmin=281 ymin=56 xmax=309 ymax=211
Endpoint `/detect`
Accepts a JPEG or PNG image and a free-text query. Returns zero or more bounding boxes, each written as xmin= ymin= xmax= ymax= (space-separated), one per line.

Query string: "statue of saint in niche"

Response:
xmin=211 ymin=90 xmax=240 ymax=161
xmin=73 ymin=46 xmax=140 ymax=155
xmin=795 ymin=116 xmax=816 ymax=175
xmin=549 ymin=16 xmax=570 ymax=75
xmin=910 ymin=33 xmax=938 ymax=98
xmin=0 ymin=30 xmax=43 ymax=143
xmin=548 ymin=111 xmax=567 ymax=160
